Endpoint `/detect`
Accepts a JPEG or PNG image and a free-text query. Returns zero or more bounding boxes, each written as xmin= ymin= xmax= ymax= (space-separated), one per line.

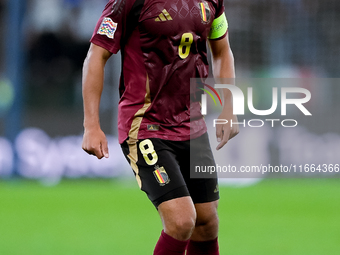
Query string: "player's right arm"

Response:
xmin=82 ymin=43 xmax=112 ymax=159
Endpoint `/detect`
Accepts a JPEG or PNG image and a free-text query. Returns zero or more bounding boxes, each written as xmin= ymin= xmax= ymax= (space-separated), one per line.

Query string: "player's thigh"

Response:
xmin=158 ymin=196 xmax=196 ymax=224
xmin=121 ymin=137 xmax=190 ymax=208
xmin=181 ymin=133 xmax=220 ymax=204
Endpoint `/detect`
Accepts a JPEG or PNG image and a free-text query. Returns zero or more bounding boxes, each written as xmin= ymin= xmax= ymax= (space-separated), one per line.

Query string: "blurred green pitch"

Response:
xmin=0 ymin=178 xmax=339 ymax=255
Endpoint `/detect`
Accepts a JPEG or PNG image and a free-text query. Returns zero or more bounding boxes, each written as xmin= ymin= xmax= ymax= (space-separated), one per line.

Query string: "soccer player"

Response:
xmin=82 ymin=0 xmax=238 ymax=254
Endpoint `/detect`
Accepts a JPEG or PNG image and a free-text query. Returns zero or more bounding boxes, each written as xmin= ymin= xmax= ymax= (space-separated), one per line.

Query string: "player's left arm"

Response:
xmin=209 ymin=32 xmax=239 ymax=150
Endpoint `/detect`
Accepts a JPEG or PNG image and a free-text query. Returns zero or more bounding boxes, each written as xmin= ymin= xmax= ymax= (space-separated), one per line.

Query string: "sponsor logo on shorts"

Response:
xmin=97 ymin=17 xmax=117 ymax=39
xmin=153 ymin=166 xmax=170 ymax=185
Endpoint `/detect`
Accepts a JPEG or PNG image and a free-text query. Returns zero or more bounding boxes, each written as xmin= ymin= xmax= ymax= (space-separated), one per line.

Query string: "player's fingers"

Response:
xmin=216 ymin=139 xmax=227 ymax=150
xmin=82 ymin=143 xmax=94 ymax=155
xmin=83 ymin=144 xmax=104 ymax=159
xmin=101 ymin=139 xmax=109 ymax=158
xmin=93 ymin=146 xmax=104 ymax=159
xmin=216 ymin=124 xmax=223 ymax=142
xmin=216 ymin=127 xmax=229 ymax=150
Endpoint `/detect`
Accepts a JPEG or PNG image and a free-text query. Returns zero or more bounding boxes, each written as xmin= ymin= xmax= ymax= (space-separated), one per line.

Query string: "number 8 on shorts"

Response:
xmin=139 ymin=139 xmax=159 ymax=165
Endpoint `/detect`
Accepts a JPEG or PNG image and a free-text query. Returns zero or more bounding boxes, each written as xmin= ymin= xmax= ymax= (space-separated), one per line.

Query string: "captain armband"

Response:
xmin=208 ymin=12 xmax=228 ymax=40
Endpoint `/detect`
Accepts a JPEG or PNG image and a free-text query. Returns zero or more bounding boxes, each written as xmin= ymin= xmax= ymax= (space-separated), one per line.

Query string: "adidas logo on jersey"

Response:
xmin=155 ymin=9 xmax=173 ymax=22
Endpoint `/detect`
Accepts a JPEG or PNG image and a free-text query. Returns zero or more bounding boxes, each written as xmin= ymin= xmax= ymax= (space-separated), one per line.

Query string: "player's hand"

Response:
xmin=216 ymin=113 xmax=239 ymax=150
xmin=82 ymin=128 xmax=109 ymax=159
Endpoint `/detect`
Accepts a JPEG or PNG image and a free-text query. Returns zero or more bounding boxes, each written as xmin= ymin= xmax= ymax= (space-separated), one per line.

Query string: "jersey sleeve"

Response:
xmin=208 ymin=0 xmax=228 ymax=40
xmin=90 ymin=0 xmax=132 ymax=54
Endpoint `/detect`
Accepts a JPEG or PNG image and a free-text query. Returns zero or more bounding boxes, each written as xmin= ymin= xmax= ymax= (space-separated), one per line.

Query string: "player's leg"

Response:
xmin=191 ymin=201 xmax=219 ymax=241
xmin=186 ymin=200 xmax=219 ymax=255
xmin=121 ymin=137 xmax=195 ymax=255
xmin=153 ymin=196 xmax=196 ymax=255
xmin=181 ymin=132 xmax=220 ymax=254
xmin=158 ymin=196 xmax=196 ymax=240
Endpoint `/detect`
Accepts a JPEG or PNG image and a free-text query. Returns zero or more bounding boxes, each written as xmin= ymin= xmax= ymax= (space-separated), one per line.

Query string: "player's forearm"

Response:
xmin=82 ymin=52 xmax=106 ymax=130
xmin=212 ymin=47 xmax=235 ymax=107
xmin=209 ymin=35 xmax=235 ymax=106
xmin=212 ymin=47 xmax=235 ymax=80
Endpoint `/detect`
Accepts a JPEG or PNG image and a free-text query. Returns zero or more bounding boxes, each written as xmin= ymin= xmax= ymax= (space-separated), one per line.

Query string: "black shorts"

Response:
xmin=121 ymin=133 xmax=219 ymax=208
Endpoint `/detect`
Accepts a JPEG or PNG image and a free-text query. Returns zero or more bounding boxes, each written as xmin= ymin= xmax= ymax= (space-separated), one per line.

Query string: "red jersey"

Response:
xmin=91 ymin=0 xmax=227 ymax=143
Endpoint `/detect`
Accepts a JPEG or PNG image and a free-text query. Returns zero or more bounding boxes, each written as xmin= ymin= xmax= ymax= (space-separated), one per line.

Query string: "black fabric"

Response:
xmin=121 ymin=133 xmax=219 ymax=208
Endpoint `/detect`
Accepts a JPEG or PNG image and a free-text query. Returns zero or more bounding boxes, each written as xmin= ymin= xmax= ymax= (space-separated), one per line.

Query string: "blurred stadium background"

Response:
xmin=0 ymin=0 xmax=340 ymax=254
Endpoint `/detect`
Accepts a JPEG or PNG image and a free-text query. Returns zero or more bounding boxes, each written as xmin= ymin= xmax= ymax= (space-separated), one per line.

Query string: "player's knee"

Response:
xmin=166 ymin=213 xmax=196 ymax=240
xmin=204 ymin=215 xmax=219 ymax=235
xmin=174 ymin=216 xmax=196 ymax=240
xmin=195 ymin=213 xmax=219 ymax=240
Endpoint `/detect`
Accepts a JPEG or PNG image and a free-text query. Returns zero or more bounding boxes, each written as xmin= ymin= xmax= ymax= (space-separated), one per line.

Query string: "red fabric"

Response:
xmin=186 ymin=238 xmax=219 ymax=255
xmin=91 ymin=0 xmax=226 ymax=144
xmin=153 ymin=230 xmax=188 ymax=255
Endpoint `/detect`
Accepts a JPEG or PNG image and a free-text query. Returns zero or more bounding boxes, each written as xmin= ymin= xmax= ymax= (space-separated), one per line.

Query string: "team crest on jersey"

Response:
xmin=153 ymin=166 xmax=170 ymax=186
xmin=199 ymin=1 xmax=211 ymax=23
xmin=97 ymin=17 xmax=117 ymax=39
